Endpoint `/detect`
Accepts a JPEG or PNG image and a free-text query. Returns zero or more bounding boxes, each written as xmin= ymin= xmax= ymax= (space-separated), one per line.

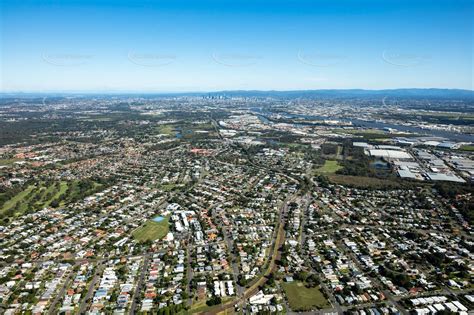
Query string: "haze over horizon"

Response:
xmin=1 ymin=0 xmax=473 ymax=92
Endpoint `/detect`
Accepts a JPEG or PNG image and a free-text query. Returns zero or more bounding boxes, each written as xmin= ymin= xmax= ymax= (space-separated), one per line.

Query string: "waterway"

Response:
xmin=251 ymin=108 xmax=473 ymax=142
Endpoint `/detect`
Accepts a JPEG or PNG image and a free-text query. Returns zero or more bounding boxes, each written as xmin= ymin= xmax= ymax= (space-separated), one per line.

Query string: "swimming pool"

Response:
xmin=152 ymin=216 xmax=165 ymax=223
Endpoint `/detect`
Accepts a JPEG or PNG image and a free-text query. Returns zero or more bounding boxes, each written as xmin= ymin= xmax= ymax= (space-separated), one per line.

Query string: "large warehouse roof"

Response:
xmin=369 ymin=149 xmax=412 ymax=159
xmin=426 ymin=173 xmax=465 ymax=183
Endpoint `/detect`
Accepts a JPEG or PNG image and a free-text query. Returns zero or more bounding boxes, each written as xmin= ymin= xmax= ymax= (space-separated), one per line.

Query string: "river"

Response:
xmin=250 ymin=108 xmax=474 ymax=142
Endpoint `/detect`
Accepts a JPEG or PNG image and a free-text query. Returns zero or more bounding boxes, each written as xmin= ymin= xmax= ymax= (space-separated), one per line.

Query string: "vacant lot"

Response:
xmin=316 ymin=160 xmax=342 ymax=174
xmin=282 ymin=281 xmax=330 ymax=311
xmin=133 ymin=216 xmax=169 ymax=242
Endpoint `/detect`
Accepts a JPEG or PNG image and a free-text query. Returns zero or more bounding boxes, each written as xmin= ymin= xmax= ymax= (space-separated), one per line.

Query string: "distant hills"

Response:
xmin=205 ymin=88 xmax=474 ymax=99
xmin=1 ymin=88 xmax=473 ymax=99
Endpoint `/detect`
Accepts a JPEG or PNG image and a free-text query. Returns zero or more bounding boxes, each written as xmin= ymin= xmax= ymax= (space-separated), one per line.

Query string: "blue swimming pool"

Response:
xmin=152 ymin=216 xmax=165 ymax=223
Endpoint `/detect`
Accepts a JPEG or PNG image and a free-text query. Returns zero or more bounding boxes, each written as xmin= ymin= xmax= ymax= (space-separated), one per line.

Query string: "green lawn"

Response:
xmin=133 ymin=216 xmax=170 ymax=242
xmin=189 ymin=299 xmax=209 ymax=314
xmin=0 ymin=182 xmax=71 ymax=216
xmin=0 ymin=185 xmax=36 ymax=215
xmin=62 ymin=180 xmax=103 ymax=205
xmin=282 ymin=281 xmax=330 ymax=311
xmin=0 ymin=180 xmax=102 ymax=217
xmin=157 ymin=124 xmax=174 ymax=135
xmin=344 ymin=129 xmax=385 ymax=135
xmin=0 ymin=158 xmax=20 ymax=166
xmin=160 ymin=183 xmax=177 ymax=192
xmin=334 ymin=129 xmax=386 ymax=137
xmin=333 ymin=128 xmax=415 ymax=140
xmin=190 ymin=296 xmax=233 ymax=314
xmin=316 ymin=160 xmax=343 ymax=174
xmin=50 ymin=182 xmax=69 ymax=206
xmin=460 ymin=145 xmax=474 ymax=152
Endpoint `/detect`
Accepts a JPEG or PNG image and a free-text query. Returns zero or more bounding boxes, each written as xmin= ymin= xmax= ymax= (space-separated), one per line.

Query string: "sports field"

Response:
xmin=133 ymin=216 xmax=170 ymax=242
xmin=316 ymin=160 xmax=343 ymax=174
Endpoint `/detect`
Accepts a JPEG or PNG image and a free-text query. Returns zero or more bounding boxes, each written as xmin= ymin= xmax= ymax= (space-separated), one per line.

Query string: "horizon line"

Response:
xmin=1 ymin=87 xmax=473 ymax=95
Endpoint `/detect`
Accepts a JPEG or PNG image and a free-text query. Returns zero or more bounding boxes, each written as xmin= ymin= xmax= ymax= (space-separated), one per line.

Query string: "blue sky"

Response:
xmin=1 ymin=0 xmax=472 ymax=92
